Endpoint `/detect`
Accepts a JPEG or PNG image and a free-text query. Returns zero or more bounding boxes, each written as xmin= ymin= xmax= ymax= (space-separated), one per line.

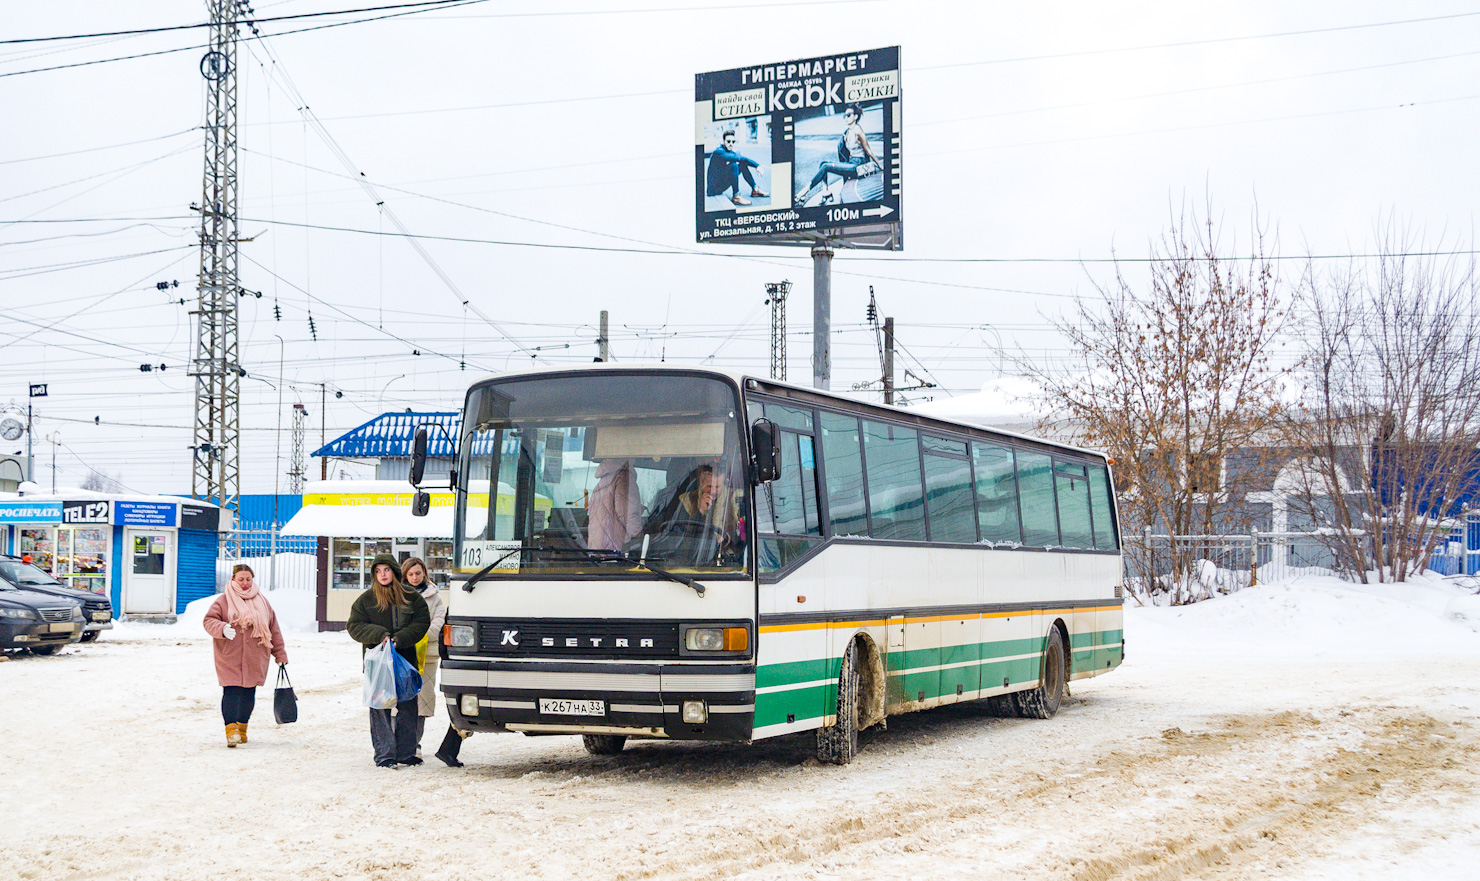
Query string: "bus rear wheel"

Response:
xmin=1014 ymin=627 xmax=1066 ymax=719
xmin=582 ymin=734 xmax=626 ymax=755
xmin=817 ymin=642 xmax=860 ymax=765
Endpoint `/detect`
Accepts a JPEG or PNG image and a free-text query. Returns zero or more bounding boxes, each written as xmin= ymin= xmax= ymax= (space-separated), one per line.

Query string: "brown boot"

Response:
xmin=226 ymin=723 xmax=242 ymax=747
xmin=239 ymin=723 xmax=248 ymax=744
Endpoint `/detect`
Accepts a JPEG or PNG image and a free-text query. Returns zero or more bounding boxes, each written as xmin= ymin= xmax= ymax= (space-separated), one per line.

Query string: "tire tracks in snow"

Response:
xmin=602 ymin=706 xmax=1477 ymax=880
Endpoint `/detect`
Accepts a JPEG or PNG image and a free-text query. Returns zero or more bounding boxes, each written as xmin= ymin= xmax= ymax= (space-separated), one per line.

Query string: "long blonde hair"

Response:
xmin=370 ymin=557 xmax=407 ymax=611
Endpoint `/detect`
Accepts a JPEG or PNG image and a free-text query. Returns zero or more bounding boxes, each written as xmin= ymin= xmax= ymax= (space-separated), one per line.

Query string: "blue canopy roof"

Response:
xmin=312 ymin=412 xmax=460 ymax=459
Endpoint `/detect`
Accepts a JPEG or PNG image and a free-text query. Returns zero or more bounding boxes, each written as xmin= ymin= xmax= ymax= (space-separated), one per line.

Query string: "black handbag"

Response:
xmin=273 ymin=665 xmax=298 ymax=724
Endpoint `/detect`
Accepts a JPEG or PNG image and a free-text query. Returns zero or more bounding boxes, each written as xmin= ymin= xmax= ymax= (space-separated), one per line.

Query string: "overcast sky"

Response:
xmin=2 ymin=0 xmax=1476 ymax=495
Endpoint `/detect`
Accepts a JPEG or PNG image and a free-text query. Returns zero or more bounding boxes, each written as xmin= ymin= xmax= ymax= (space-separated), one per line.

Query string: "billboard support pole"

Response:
xmin=811 ymin=242 xmax=834 ymax=390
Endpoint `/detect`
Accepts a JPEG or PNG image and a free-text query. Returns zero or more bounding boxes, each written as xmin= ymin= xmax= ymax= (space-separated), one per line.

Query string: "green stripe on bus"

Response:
xmin=755 ymin=657 xmax=838 ymax=690
xmin=754 ymin=685 xmax=831 ymax=729
xmin=755 ymin=629 xmax=1123 ymax=693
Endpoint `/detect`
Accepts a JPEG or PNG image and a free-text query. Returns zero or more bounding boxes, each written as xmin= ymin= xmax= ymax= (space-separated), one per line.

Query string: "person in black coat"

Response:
xmin=347 ymin=553 xmax=431 ymax=768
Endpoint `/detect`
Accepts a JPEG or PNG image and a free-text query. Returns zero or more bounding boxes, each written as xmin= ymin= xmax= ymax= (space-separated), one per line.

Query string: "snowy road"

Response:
xmin=5 ymin=578 xmax=1480 ymax=880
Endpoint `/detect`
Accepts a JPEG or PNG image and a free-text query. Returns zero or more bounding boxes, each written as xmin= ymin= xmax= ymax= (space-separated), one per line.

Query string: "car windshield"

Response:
xmin=0 ymin=561 xmax=61 ymax=588
xmin=454 ymin=372 xmax=749 ymax=576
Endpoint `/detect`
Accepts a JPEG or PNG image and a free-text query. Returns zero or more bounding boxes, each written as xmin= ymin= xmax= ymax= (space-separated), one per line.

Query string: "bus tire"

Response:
xmin=1015 ymin=627 xmax=1066 ymax=719
xmin=582 ymin=734 xmax=627 ymax=755
xmin=817 ymin=642 xmax=860 ymax=765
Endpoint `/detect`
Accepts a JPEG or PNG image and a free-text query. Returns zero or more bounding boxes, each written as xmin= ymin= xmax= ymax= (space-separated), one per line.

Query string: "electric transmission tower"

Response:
xmin=190 ymin=0 xmax=244 ymax=512
xmin=288 ymin=403 xmax=306 ymax=494
xmin=766 ymin=280 xmax=791 ymax=381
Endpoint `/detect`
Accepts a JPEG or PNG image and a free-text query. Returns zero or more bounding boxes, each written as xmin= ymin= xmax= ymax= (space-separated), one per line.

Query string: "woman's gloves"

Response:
xmin=222 ymin=624 xmax=237 ymax=640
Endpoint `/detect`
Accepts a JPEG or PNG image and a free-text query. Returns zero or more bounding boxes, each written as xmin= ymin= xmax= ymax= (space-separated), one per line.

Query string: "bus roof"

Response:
xmin=465 ymin=362 xmax=1110 ymax=462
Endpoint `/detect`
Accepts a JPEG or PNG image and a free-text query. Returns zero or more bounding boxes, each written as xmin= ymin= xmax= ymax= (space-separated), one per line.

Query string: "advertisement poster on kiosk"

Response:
xmin=695 ymin=46 xmax=902 ymax=249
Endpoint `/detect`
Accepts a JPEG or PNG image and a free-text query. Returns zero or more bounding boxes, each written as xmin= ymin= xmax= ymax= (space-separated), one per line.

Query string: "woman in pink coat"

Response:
xmin=202 ymin=563 xmax=288 ymax=747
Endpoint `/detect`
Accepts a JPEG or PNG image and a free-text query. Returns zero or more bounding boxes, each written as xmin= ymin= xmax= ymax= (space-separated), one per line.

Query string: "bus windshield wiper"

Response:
xmin=459 ymin=545 xmax=528 ymax=592
xmin=459 ymin=544 xmax=705 ymax=597
xmin=536 ymin=545 xmax=707 ymax=597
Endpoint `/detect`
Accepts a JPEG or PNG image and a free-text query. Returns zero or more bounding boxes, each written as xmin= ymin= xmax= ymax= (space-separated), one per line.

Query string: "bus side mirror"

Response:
xmin=750 ymin=419 xmax=781 ymax=484
xmin=412 ymin=491 xmax=431 ymax=517
xmin=409 ymin=426 xmax=429 ymax=486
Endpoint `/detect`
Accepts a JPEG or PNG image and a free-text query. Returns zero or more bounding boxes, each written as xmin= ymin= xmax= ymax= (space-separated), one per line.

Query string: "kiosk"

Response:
xmin=0 ymin=491 xmax=224 ymax=622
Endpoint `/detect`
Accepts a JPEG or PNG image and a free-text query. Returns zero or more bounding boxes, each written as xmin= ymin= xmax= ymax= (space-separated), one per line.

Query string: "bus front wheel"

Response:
xmin=817 ymin=642 xmax=861 ymax=765
xmin=582 ymin=734 xmax=626 ymax=755
xmin=1015 ymin=627 xmax=1066 ymax=719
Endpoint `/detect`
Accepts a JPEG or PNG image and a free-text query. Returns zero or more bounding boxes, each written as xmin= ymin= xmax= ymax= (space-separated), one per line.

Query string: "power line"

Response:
xmin=0 ymin=0 xmax=485 ymax=44
xmin=0 ymin=0 xmax=489 ymax=79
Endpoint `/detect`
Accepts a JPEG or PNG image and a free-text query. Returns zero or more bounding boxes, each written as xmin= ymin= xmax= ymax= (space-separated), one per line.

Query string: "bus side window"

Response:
xmin=923 ymin=451 xmax=977 ymax=543
xmin=1088 ymin=463 xmax=1119 ymax=550
xmin=1054 ymin=460 xmax=1093 ymax=548
xmin=763 ymin=431 xmax=821 ymax=537
xmin=1016 ymin=450 xmax=1060 ymax=547
xmin=820 ymin=411 xmax=869 ymax=537
xmin=972 ymin=442 xmax=1023 ymax=544
xmin=863 ymin=420 xmax=925 ymax=541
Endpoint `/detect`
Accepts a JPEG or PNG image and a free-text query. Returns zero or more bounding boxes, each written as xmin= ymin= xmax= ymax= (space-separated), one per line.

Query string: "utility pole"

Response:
xmin=765 ymin=280 xmax=791 ymax=381
xmin=319 ymin=382 xmax=328 ymax=481
xmin=288 ymin=403 xmax=306 ymax=494
xmin=883 ymin=316 xmax=895 ymax=405
xmin=811 ymin=243 xmax=833 ymax=390
xmin=597 ymin=310 xmax=610 ymax=362
xmin=189 ymin=0 xmax=242 ymax=514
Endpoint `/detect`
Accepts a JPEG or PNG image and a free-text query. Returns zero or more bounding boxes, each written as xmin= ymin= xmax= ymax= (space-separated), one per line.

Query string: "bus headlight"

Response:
xmin=681 ymin=701 xmax=707 ymax=724
xmin=685 ymin=628 xmax=724 ymax=651
xmin=460 ymin=693 xmax=480 ymax=716
xmin=684 ymin=627 xmax=748 ymax=652
xmin=445 ymin=624 xmax=476 ymax=649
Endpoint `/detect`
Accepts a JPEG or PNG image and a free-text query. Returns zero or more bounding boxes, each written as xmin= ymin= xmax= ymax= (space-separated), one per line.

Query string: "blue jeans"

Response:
xmin=807 ymin=158 xmax=865 ymax=190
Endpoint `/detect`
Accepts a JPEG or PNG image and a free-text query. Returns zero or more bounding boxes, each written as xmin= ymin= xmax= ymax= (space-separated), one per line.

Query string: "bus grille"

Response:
xmin=475 ymin=619 xmax=680 ymax=659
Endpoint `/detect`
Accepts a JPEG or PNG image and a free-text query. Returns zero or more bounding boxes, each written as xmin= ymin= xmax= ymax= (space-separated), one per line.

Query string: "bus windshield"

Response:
xmin=454 ymin=372 xmax=749 ymax=576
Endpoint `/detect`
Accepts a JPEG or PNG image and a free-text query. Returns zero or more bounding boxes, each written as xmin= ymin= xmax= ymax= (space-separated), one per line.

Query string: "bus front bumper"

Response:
xmin=440 ymin=658 xmax=755 ymax=742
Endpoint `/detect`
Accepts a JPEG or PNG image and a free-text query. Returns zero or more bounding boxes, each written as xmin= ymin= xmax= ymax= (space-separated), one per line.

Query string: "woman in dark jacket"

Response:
xmin=347 ymin=553 xmax=430 ymax=768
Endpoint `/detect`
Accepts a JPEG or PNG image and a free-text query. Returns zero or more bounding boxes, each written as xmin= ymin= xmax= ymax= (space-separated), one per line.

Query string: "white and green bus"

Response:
xmin=413 ymin=365 xmax=1123 ymax=764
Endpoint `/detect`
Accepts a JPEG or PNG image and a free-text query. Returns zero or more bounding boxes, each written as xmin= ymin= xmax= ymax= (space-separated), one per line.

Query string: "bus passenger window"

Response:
xmin=1054 ymin=460 xmax=1093 ymax=548
xmin=923 ymin=453 xmax=977 ymax=543
xmin=1088 ymin=463 xmax=1119 ymax=550
xmin=761 ymin=432 xmax=822 ymax=537
xmin=972 ymin=442 xmax=1023 ymax=544
xmin=863 ymin=420 xmax=925 ymax=541
xmin=1016 ymin=450 xmax=1059 ymax=546
xmin=820 ymin=412 xmax=869 ymax=537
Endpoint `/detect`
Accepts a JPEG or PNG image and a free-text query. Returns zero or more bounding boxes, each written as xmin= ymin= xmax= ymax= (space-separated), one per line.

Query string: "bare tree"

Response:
xmin=1024 ymin=203 xmax=1288 ymax=602
xmin=80 ymin=470 xmax=124 ymax=493
xmin=1286 ymin=226 xmax=1480 ymax=582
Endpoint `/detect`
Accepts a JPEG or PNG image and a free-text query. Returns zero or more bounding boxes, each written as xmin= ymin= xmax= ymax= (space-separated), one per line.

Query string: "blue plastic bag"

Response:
xmin=390 ymin=641 xmax=423 ymax=703
xmin=362 ymin=641 xmax=398 ymax=710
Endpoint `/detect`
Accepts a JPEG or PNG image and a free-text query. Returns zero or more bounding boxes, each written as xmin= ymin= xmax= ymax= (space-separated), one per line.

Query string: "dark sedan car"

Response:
xmin=0 ymin=555 xmax=113 ymax=642
xmin=0 ymin=578 xmax=85 ymax=655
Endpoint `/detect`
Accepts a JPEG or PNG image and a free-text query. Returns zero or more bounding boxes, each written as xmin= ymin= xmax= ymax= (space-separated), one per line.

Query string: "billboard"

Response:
xmin=695 ymin=46 xmax=901 ymax=249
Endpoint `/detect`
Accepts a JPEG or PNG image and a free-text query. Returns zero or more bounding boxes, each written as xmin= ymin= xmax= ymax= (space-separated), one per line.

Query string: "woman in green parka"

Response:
xmin=347 ymin=553 xmax=430 ymax=768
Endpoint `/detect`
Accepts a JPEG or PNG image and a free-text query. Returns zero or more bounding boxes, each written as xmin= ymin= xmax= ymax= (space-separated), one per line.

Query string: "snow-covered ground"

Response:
xmin=5 ymin=575 xmax=1480 ymax=880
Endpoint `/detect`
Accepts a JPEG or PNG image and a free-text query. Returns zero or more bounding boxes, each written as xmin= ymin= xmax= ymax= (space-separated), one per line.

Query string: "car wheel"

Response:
xmin=29 ymin=644 xmax=61 ymax=656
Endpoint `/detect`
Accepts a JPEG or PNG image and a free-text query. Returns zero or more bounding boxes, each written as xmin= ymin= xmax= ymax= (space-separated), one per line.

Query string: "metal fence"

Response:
xmin=217 ymin=528 xmax=317 ymax=592
xmin=1124 ymin=531 xmax=1378 ymax=603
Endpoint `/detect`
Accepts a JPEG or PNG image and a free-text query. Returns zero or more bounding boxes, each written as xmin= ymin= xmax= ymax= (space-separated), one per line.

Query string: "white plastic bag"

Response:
xmin=362 ymin=640 xmax=398 ymax=709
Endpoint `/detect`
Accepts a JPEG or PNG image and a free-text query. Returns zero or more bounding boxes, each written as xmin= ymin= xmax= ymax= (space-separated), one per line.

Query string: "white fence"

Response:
xmin=217 ymin=529 xmax=317 ymax=593
xmin=1124 ymin=531 xmax=1378 ymax=604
